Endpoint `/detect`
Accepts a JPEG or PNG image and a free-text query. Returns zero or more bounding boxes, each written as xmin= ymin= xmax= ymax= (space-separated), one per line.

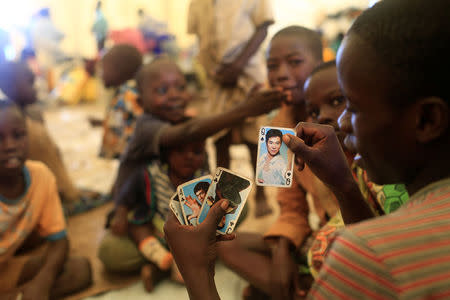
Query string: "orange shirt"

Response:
xmin=0 ymin=161 xmax=66 ymax=262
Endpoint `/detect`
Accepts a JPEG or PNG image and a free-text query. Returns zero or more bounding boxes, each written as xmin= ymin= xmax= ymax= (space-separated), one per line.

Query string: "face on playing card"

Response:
xmin=177 ymin=175 xmax=212 ymax=226
xmin=256 ymin=126 xmax=295 ymax=188
xmin=198 ymin=168 xmax=253 ymax=235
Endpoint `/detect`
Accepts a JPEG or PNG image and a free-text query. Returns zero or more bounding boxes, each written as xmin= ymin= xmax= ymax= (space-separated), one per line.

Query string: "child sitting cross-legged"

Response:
xmin=109 ymin=137 xmax=209 ymax=292
xmin=0 ymin=100 xmax=92 ymax=299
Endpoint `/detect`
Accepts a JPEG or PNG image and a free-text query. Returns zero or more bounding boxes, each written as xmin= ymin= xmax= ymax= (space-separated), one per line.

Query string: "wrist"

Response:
xmin=330 ymin=173 xmax=359 ymax=197
xmin=184 ymin=267 xmax=219 ymax=300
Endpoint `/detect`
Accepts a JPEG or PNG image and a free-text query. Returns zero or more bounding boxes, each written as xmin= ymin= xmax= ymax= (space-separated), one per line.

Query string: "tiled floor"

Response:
xmin=44 ymin=101 xmax=279 ymax=299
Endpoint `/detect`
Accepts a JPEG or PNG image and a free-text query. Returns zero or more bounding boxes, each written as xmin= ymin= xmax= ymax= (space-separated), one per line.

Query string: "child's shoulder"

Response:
xmin=25 ymin=160 xmax=51 ymax=173
xmin=25 ymin=160 xmax=56 ymax=181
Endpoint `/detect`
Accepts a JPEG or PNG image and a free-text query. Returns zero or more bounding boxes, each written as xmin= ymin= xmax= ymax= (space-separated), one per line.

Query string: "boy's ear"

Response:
xmin=415 ymin=96 xmax=449 ymax=143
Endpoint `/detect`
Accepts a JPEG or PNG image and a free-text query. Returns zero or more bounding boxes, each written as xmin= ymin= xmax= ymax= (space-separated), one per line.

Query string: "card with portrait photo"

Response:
xmin=255 ymin=126 xmax=295 ymax=188
xmin=198 ymin=168 xmax=253 ymax=235
xmin=169 ymin=192 xmax=186 ymax=225
xmin=177 ymin=175 xmax=212 ymax=226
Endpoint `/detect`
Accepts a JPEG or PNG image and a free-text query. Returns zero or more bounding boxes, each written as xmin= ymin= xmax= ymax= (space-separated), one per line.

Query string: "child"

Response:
xmin=99 ymin=44 xmax=143 ymax=159
xmin=299 ymin=61 xmax=408 ymax=283
xmin=110 ymin=138 xmax=208 ymax=292
xmin=165 ymin=0 xmax=450 ymax=298
xmin=213 ymin=25 xmax=324 ymax=298
xmin=221 ymin=62 xmax=407 ymax=299
xmin=99 ymin=57 xmax=284 ymax=275
xmin=0 ymin=100 xmax=92 ymax=299
xmin=0 ymin=62 xmax=100 ymax=210
xmin=188 ymin=0 xmax=275 ymax=217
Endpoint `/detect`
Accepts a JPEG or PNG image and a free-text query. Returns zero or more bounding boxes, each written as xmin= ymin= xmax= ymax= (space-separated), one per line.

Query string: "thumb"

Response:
xmin=282 ymin=134 xmax=313 ymax=160
xmin=202 ymin=199 xmax=229 ymax=229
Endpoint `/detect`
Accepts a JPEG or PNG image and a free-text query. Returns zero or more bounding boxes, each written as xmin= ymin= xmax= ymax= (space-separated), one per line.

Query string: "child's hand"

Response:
xmin=283 ymin=87 xmax=304 ymax=106
xmin=111 ymin=207 xmax=129 ymax=236
xmin=270 ymin=237 xmax=303 ymax=300
xmin=164 ymin=200 xmax=235 ymax=279
xmin=213 ymin=63 xmax=243 ymax=87
xmin=243 ymin=86 xmax=286 ymax=117
xmin=283 ymin=122 xmax=354 ymax=191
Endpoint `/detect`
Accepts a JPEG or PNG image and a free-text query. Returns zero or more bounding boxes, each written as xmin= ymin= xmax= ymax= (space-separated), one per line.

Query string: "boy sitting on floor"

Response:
xmin=0 ymin=100 xmax=91 ymax=299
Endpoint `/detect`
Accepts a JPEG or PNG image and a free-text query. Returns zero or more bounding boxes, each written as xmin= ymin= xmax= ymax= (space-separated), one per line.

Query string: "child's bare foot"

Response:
xmin=141 ymin=263 xmax=170 ymax=293
xmin=242 ymin=284 xmax=270 ymax=300
xmin=171 ymin=262 xmax=184 ymax=284
xmin=253 ymin=186 xmax=272 ymax=218
xmin=141 ymin=264 xmax=156 ymax=292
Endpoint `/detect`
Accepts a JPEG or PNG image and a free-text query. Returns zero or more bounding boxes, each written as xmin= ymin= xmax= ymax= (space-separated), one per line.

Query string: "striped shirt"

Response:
xmin=308 ymin=177 xmax=450 ymax=300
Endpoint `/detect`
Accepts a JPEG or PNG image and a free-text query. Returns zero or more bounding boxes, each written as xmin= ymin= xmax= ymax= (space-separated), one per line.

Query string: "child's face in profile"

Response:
xmin=267 ymin=35 xmax=320 ymax=104
xmin=141 ymin=66 xmax=189 ymax=123
xmin=304 ymin=66 xmax=346 ymax=145
xmin=337 ymin=35 xmax=410 ymax=185
xmin=0 ymin=106 xmax=28 ymax=178
xmin=169 ymin=141 xmax=205 ymax=180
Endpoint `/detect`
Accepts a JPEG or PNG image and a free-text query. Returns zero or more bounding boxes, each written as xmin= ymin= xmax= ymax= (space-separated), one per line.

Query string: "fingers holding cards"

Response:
xmin=256 ymin=127 xmax=295 ymax=188
xmin=198 ymin=168 xmax=253 ymax=235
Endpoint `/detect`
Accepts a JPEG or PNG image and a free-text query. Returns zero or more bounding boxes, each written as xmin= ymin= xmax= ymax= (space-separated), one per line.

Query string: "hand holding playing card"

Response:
xmin=164 ymin=200 xmax=235 ymax=299
xmin=283 ymin=122 xmax=353 ymax=191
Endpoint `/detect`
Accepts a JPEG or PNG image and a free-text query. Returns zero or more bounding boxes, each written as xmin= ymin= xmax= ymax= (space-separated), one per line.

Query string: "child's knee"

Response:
xmin=97 ymin=232 xmax=146 ymax=272
xmin=67 ymin=256 xmax=93 ymax=289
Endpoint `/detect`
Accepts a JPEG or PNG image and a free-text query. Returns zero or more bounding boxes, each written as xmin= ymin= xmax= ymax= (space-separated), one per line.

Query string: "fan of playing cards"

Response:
xmin=170 ymin=168 xmax=253 ymax=235
xmin=170 ymin=126 xmax=295 ymax=234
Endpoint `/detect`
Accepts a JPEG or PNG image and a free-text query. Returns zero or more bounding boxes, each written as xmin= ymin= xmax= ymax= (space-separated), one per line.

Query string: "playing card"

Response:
xmin=177 ymin=175 xmax=212 ymax=226
xmin=169 ymin=192 xmax=186 ymax=225
xmin=255 ymin=126 xmax=295 ymax=188
xmin=198 ymin=168 xmax=253 ymax=235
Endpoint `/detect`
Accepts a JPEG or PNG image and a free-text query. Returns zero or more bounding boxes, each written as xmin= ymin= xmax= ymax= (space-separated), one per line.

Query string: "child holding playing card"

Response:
xmin=107 ymin=139 xmax=208 ymax=292
xmin=218 ymin=29 xmax=407 ymax=299
xmin=219 ymin=62 xmax=408 ymax=298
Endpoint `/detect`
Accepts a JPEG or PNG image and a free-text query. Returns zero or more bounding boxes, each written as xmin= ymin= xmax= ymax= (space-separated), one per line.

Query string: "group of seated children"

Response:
xmin=164 ymin=0 xmax=450 ymax=299
xmin=2 ymin=0 xmax=449 ymax=298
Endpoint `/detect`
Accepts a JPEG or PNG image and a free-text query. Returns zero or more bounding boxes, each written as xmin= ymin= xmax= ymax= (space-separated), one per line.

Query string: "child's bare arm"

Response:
xmin=19 ymin=238 xmax=68 ymax=299
xmin=215 ymin=22 xmax=273 ymax=86
xmin=160 ymin=87 xmax=285 ymax=148
xmin=112 ymin=169 xmax=146 ymax=235
xmin=164 ymin=200 xmax=233 ymax=300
